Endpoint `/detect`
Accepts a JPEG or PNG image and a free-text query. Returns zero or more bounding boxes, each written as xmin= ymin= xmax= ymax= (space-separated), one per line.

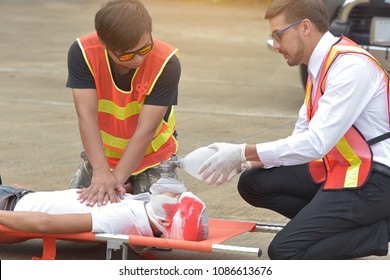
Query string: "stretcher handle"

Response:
xmin=255 ymin=223 xmax=284 ymax=233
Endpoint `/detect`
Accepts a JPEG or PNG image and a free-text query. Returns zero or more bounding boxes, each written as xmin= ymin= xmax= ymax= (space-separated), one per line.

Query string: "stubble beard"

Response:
xmin=287 ymin=37 xmax=304 ymax=67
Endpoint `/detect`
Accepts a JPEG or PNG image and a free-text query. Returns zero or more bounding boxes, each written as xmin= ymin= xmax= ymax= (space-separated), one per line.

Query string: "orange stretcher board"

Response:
xmin=0 ymin=218 xmax=284 ymax=260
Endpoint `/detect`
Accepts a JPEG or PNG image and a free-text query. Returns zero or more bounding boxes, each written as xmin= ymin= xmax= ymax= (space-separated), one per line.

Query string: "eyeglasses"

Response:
xmin=270 ymin=19 xmax=303 ymax=43
xmin=113 ymin=37 xmax=154 ymax=62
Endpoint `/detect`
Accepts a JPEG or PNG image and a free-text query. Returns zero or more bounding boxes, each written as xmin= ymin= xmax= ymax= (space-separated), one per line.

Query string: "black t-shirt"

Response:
xmin=66 ymin=41 xmax=180 ymax=120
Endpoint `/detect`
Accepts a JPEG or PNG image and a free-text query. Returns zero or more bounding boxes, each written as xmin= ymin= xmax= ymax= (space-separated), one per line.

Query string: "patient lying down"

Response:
xmin=0 ymin=178 xmax=208 ymax=244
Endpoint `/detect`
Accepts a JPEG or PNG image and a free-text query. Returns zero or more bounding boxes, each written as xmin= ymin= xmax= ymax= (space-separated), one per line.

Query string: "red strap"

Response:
xmin=32 ymin=236 xmax=57 ymax=260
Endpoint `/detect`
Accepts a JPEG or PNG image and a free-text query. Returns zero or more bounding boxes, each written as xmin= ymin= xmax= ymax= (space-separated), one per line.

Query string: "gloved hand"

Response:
xmin=198 ymin=142 xmax=246 ymax=185
xmin=214 ymin=161 xmax=252 ymax=185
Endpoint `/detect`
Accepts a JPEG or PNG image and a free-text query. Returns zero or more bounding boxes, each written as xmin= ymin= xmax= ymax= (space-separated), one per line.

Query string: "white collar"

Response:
xmin=307 ymin=31 xmax=339 ymax=81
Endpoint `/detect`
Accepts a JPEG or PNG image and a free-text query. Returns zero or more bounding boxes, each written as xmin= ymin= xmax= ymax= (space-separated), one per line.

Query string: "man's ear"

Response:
xmin=302 ymin=18 xmax=313 ymax=35
xmin=158 ymin=219 xmax=170 ymax=227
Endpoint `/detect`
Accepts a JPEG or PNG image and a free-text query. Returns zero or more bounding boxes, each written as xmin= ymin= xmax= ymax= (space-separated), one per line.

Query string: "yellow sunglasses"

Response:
xmin=113 ymin=37 xmax=154 ymax=62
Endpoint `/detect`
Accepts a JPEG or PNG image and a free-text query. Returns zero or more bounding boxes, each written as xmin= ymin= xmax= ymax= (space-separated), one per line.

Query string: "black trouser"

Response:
xmin=237 ymin=164 xmax=390 ymax=259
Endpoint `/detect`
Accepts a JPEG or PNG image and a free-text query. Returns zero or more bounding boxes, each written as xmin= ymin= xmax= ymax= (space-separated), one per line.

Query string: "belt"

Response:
xmin=372 ymin=162 xmax=390 ymax=177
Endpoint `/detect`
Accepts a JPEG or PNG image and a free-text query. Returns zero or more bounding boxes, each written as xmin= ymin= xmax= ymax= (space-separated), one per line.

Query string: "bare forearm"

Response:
xmin=245 ymin=144 xmax=264 ymax=167
xmin=78 ymin=114 xmax=110 ymax=172
xmin=113 ymin=104 xmax=170 ymax=183
xmin=114 ymin=131 xmax=155 ymax=183
xmin=73 ymin=88 xmax=109 ymax=172
xmin=0 ymin=211 xmax=92 ymax=234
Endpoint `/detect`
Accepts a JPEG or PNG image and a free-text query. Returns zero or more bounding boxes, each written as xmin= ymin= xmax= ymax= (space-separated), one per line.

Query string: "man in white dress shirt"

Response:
xmin=197 ymin=0 xmax=390 ymax=259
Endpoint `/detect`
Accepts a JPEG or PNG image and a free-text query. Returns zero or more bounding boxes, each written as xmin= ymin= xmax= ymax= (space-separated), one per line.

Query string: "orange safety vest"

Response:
xmin=78 ymin=32 xmax=178 ymax=175
xmin=306 ymin=36 xmax=390 ymax=190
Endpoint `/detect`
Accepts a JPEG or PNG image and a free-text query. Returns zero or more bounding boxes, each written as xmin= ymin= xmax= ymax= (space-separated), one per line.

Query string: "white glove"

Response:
xmin=213 ymin=161 xmax=253 ymax=185
xmin=198 ymin=142 xmax=246 ymax=185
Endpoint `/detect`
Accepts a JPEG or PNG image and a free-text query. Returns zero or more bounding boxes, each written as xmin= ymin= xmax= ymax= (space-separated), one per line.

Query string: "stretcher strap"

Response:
xmin=0 ymin=225 xmax=97 ymax=260
xmin=32 ymin=236 xmax=57 ymax=260
xmin=32 ymin=232 xmax=98 ymax=260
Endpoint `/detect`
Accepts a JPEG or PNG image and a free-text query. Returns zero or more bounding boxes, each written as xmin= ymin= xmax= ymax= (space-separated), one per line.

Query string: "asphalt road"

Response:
xmin=0 ymin=0 xmax=388 ymax=260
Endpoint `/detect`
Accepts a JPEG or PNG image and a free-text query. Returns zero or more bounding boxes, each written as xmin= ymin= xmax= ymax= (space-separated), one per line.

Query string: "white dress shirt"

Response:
xmin=257 ymin=32 xmax=390 ymax=168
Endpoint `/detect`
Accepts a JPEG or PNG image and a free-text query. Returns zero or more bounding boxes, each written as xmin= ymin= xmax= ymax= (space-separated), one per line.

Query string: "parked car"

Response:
xmin=268 ymin=0 xmax=390 ymax=87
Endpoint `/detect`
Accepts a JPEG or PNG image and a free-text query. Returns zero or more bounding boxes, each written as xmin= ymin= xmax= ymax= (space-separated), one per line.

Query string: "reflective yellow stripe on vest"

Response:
xmin=335 ymin=136 xmax=362 ymax=188
xmin=102 ymin=109 xmax=176 ymax=159
xmin=98 ymin=99 xmax=142 ymax=120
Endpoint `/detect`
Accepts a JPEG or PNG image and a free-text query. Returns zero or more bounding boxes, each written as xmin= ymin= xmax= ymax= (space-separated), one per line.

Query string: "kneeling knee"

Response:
xmin=268 ymin=235 xmax=303 ymax=260
xmin=268 ymin=238 xmax=284 ymax=260
xmin=237 ymin=170 xmax=256 ymax=203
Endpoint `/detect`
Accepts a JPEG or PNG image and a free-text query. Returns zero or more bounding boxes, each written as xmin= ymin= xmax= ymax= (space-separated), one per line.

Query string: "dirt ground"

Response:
xmin=0 ymin=0 xmax=388 ymax=260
